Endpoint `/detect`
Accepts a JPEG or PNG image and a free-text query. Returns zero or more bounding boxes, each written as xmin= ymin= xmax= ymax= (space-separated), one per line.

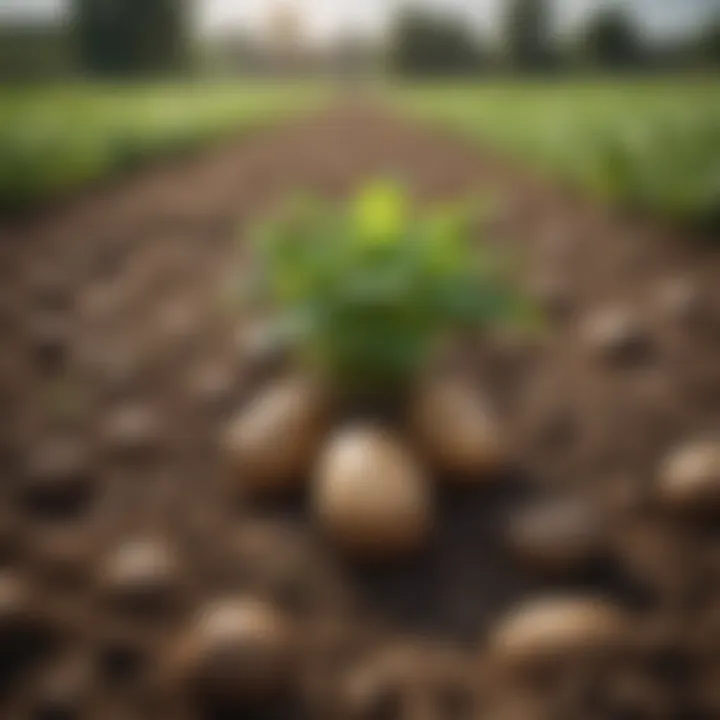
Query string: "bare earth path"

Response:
xmin=1 ymin=101 xmax=720 ymax=718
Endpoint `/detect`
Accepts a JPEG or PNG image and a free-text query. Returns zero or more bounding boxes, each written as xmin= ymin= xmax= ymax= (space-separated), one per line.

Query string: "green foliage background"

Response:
xmin=393 ymin=81 xmax=720 ymax=228
xmin=0 ymin=83 xmax=327 ymax=210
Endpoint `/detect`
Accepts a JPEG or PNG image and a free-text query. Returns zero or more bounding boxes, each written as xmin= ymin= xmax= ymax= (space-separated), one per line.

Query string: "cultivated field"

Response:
xmin=0 ymin=82 xmax=328 ymax=209
xmin=0 ymin=81 xmax=719 ymax=718
xmin=393 ymin=79 xmax=720 ymax=228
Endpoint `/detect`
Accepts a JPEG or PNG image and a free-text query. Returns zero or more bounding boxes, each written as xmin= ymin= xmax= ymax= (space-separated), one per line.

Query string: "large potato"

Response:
xmin=312 ymin=426 xmax=432 ymax=559
xmin=409 ymin=378 xmax=507 ymax=480
xmin=224 ymin=376 xmax=329 ymax=494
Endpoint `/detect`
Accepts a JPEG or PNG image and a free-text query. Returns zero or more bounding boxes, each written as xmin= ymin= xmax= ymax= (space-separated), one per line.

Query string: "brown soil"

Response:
xmin=1 ymin=100 xmax=720 ymax=719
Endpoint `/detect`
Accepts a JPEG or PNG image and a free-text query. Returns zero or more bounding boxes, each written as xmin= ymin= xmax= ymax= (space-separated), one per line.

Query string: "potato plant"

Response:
xmin=244 ymin=181 xmax=535 ymax=395
xmin=228 ymin=183 xmax=534 ymax=557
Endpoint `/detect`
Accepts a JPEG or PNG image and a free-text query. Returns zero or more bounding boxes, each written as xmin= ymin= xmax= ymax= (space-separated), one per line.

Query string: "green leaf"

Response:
xmin=422 ymin=203 xmax=467 ymax=272
xmin=353 ymin=180 xmax=407 ymax=243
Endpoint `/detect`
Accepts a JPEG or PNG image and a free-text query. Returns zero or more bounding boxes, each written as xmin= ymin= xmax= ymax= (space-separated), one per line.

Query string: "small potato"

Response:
xmin=313 ymin=426 xmax=432 ymax=559
xmin=658 ymin=440 xmax=720 ymax=512
xmin=172 ymin=597 xmax=296 ymax=702
xmin=224 ymin=376 xmax=329 ymax=495
xmin=491 ymin=596 xmax=625 ymax=671
xmin=409 ymin=378 xmax=507 ymax=481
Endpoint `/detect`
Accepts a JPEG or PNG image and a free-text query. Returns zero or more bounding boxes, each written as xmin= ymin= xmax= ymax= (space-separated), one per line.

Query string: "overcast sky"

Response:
xmin=198 ymin=0 xmax=720 ymax=40
xmin=1 ymin=0 xmax=718 ymax=41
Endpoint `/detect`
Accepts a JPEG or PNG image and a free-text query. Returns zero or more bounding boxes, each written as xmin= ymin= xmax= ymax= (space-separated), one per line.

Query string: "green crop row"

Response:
xmin=392 ymin=80 xmax=720 ymax=229
xmin=0 ymin=82 xmax=328 ymax=211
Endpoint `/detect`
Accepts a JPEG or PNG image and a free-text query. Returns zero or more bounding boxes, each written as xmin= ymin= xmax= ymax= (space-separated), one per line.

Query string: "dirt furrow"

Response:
xmin=0 ymin=102 xmax=719 ymax=718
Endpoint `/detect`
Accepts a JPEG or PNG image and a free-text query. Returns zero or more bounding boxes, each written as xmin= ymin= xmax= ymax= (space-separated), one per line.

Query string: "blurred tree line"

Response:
xmin=1 ymin=0 xmax=191 ymax=80
xmin=389 ymin=10 xmax=488 ymax=77
xmin=0 ymin=24 xmax=73 ymax=81
xmin=0 ymin=0 xmax=719 ymax=81
xmin=390 ymin=0 xmax=720 ymax=77
xmin=75 ymin=0 xmax=190 ymax=76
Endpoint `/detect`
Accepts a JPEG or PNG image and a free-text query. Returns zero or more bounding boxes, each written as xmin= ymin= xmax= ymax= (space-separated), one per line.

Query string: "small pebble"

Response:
xmin=0 ymin=511 xmax=22 ymax=562
xmin=22 ymin=438 xmax=94 ymax=517
xmin=234 ymin=521 xmax=343 ymax=616
xmin=233 ymin=521 xmax=309 ymax=582
xmin=658 ymin=440 xmax=720 ymax=512
xmin=341 ymin=657 xmax=404 ymax=720
xmin=582 ymin=308 xmax=651 ymax=363
xmin=507 ymin=496 xmax=606 ymax=574
xmin=78 ymin=283 xmax=129 ymax=325
xmin=31 ymin=528 xmax=95 ymax=585
xmin=27 ymin=269 xmax=69 ymax=310
xmin=29 ymin=315 xmax=69 ymax=371
xmin=98 ymin=539 xmax=181 ymax=613
xmin=101 ymin=404 xmax=162 ymax=457
xmin=0 ymin=572 xmax=56 ymax=685
xmin=530 ymin=275 xmax=573 ymax=320
xmin=31 ymin=658 xmax=92 ymax=720
xmin=486 ymin=693 xmax=549 ymax=720
xmin=188 ymin=361 xmax=235 ymax=408
xmin=158 ymin=300 xmax=200 ymax=343
xmin=0 ymin=570 xmax=54 ymax=646
xmin=234 ymin=320 xmax=291 ymax=373
xmin=97 ymin=633 xmax=148 ymax=683
xmin=0 ymin=571 xmax=31 ymax=627
xmin=657 ymin=277 xmax=702 ymax=322
xmin=90 ymin=349 xmax=142 ymax=397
